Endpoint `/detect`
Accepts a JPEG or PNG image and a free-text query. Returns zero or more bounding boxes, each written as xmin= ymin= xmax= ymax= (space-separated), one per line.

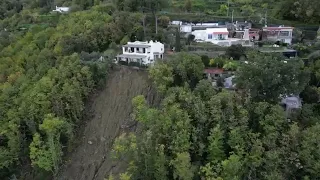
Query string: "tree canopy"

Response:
xmin=0 ymin=4 xmax=146 ymax=178
xmin=112 ymin=51 xmax=320 ymax=180
xmin=236 ymin=51 xmax=309 ymax=102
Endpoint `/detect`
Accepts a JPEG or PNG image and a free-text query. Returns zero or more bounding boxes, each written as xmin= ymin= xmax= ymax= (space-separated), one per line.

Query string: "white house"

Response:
xmin=180 ymin=25 xmax=192 ymax=33
xmin=262 ymin=26 xmax=294 ymax=44
xmin=281 ymin=95 xmax=302 ymax=118
xmin=192 ymin=30 xmax=206 ymax=41
xmin=192 ymin=28 xmax=230 ymax=45
xmin=171 ymin=21 xmax=183 ymax=25
xmin=52 ymin=6 xmax=70 ymax=13
xmin=116 ymin=40 xmax=164 ymax=66
xmin=206 ymin=28 xmax=229 ymax=40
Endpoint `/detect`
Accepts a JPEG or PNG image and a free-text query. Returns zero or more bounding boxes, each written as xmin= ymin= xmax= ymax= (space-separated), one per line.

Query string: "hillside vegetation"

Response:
xmin=112 ymin=52 xmax=320 ymax=180
xmin=0 ymin=2 xmax=148 ymax=179
xmin=0 ymin=0 xmax=320 ymax=179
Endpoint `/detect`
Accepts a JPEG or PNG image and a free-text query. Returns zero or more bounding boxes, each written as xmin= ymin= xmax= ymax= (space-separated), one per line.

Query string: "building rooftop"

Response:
xmin=123 ymin=44 xmax=151 ymax=48
xmin=53 ymin=6 xmax=70 ymax=12
xmin=207 ymin=28 xmax=229 ymax=33
xmin=204 ymin=68 xmax=224 ymax=74
xmin=263 ymin=26 xmax=293 ymax=30
xmin=281 ymin=96 xmax=302 ymax=109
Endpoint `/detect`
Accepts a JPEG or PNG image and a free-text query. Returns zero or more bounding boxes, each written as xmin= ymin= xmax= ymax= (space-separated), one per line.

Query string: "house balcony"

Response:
xmin=123 ymin=51 xmax=147 ymax=54
xmin=116 ymin=54 xmax=155 ymax=67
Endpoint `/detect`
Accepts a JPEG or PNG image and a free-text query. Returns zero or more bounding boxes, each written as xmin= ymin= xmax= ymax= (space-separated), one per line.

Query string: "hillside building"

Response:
xmin=192 ymin=28 xmax=229 ymax=43
xmin=262 ymin=26 xmax=294 ymax=44
xmin=192 ymin=28 xmax=253 ymax=46
xmin=52 ymin=6 xmax=70 ymax=13
xmin=116 ymin=41 xmax=164 ymax=66
xmin=180 ymin=25 xmax=192 ymax=33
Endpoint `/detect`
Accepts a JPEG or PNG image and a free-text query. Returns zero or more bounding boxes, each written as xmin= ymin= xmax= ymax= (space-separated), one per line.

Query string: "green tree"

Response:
xmin=299 ymin=124 xmax=320 ymax=178
xmin=207 ymin=125 xmax=225 ymax=162
xmin=220 ymin=154 xmax=244 ymax=180
xmin=225 ymin=45 xmax=246 ymax=60
xmin=186 ymin=34 xmax=195 ymax=45
xmin=185 ymin=0 xmax=192 ymax=12
xmin=149 ymin=62 xmax=174 ymax=93
xmin=171 ymin=152 xmax=194 ymax=180
xmin=175 ymin=27 xmax=181 ymax=52
xmin=30 ymin=114 xmax=71 ymax=173
xmin=236 ymin=52 xmax=309 ymax=102
xmin=158 ymin=16 xmax=170 ymax=28
xmin=168 ymin=52 xmax=205 ymax=88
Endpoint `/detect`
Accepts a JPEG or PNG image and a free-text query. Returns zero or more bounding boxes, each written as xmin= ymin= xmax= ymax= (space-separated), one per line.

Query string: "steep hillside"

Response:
xmin=58 ymin=66 xmax=160 ymax=180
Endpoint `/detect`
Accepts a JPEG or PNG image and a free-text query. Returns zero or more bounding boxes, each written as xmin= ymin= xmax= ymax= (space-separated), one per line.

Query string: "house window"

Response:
xmin=143 ymin=48 xmax=146 ymax=53
xmin=208 ymin=34 xmax=212 ymax=39
xmin=279 ymin=31 xmax=289 ymax=36
xmin=130 ymin=47 xmax=134 ymax=52
xmin=218 ymin=34 xmax=223 ymax=40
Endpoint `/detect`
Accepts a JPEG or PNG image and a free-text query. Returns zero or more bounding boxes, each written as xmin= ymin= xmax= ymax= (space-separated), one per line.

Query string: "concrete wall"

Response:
xmin=180 ymin=25 xmax=192 ymax=33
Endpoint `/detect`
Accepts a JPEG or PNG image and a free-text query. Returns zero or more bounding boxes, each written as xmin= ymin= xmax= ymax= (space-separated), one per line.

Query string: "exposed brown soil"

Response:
xmin=57 ymin=66 xmax=160 ymax=180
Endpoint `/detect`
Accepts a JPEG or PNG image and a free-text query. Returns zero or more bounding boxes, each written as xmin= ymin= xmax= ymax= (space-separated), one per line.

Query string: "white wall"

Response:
xmin=151 ymin=41 xmax=164 ymax=54
xmin=180 ymin=25 xmax=192 ymax=33
xmin=150 ymin=41 xmax=164 ymax=62
xmin=172 ymin=21 xmax=182 ymax=25
xmin=283 ymin=38 xmax=292 ymax=44
xmin=192 ymin=30 xmax=206 ymax=41
xmin=206 ymin=34 xmax=228 ymax=41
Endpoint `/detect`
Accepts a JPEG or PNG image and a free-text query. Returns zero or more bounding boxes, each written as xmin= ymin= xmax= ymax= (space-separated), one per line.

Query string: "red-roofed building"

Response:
xmin=204 ymin=68 xmax=224 ymax=80
xmin=262 ymin=26 xmax=294 ymax=44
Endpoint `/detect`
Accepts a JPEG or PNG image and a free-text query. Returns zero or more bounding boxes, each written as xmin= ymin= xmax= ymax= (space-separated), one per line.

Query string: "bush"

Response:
xmin=201 ymin=55 xmax=210 ymax=67
xmin=159 ymin=16 xmax=170 ymax=28
xmin=187 ymin=43 xmax=228 ymax=51
xmin=300 ymin=86 xmax=319 ymax=104
xmin=225 ymin=44 xmax=246 ymax=60
xmin=92 ymin=3 xmax=116 ymax=15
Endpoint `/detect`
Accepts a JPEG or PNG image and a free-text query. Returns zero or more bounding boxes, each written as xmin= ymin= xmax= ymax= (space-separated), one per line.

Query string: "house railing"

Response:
xmin=118 ymin=61 xmax=148 ymax=68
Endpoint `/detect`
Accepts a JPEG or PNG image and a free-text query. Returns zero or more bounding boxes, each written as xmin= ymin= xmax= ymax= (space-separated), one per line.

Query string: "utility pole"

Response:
xmin=264 ymin=10 xmax=268 ymax=27
xmin=155 ymin=14 xmax=158 ymax=35
xmin=227 ymin=0 xmax=230 ymax=17
xmin=142 ymin=15 xmax=146 ymax=40
xmin=232 ymin=9 xmax=234 ymax=23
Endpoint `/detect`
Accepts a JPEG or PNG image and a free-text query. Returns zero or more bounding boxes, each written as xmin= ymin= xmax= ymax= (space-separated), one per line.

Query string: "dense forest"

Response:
xmin=0 ymin=1 xmax=149 ymax=179
xmin=0 ymin=0 xmax=320 ymax=179
xmin=112 ymin=51 xmax=320 ymax=179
